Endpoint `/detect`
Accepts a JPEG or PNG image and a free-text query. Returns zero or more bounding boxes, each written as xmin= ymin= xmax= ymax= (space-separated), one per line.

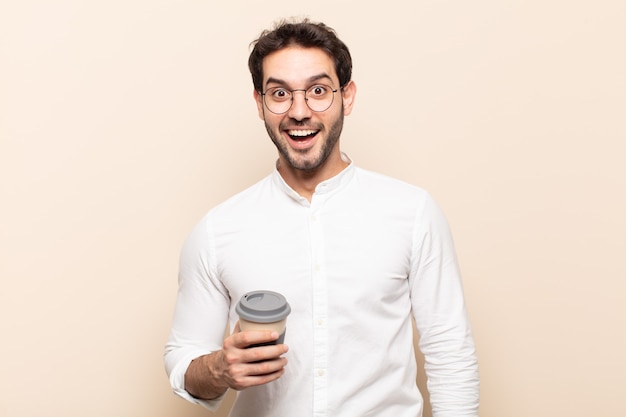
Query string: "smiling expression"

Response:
xmin=254 ymin=46 xmax=356 ymax=178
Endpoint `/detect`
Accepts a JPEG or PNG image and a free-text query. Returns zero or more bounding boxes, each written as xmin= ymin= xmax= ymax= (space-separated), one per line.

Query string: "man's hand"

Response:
xmin=184 ymin=324 xmax=289 ymax=400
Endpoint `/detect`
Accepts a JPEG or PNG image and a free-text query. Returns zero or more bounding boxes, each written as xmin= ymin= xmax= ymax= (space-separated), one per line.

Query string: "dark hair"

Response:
xmin=248 ymin=18 xmax=352 ymax=92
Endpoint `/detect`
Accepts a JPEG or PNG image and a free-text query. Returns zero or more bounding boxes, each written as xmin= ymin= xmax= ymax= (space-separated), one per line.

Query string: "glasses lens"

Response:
xmin=264 ymin=87 xmax=291 ymax=114
xmin=305 ymin=85 xmax=334 ymax=112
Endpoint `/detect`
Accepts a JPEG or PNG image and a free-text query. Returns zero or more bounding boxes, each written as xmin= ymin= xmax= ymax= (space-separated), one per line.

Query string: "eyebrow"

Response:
xmin=265 ymin=73 xmax=334 ymax=88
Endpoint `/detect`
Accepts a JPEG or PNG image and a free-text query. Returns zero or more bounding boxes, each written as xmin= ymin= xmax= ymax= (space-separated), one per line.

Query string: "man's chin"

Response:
xmin=286 ymin=157 xmax=322 ymax=171
xmin=281 ymin=148 xmax=325 ymax=171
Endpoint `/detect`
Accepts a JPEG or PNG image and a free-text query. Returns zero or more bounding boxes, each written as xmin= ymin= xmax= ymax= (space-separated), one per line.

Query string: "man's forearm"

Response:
xmin=184 ymin=352 xmax=229 ymax=400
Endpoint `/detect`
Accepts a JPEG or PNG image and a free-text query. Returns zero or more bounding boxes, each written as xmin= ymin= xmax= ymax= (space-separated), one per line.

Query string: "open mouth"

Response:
xmin=287 ymin=129 xmax=319 ymax=141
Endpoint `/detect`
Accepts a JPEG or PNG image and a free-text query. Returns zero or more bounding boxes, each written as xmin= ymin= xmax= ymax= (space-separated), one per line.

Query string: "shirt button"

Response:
xmin=314 ymin=264 xmax=321 ymax=272
xmin=317 ymin=369 xmax=325 ymax=377
xmin=317 ymin=319 xmax=324 ymax=326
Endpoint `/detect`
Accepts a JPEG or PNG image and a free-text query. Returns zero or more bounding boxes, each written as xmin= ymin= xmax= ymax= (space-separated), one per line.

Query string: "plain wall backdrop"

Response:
xmin=1 ymin=1 xmax=625 ymax=416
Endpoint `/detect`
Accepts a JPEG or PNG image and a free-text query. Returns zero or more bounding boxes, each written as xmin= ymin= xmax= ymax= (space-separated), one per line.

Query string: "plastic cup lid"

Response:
xmin=236 ymin=290 xmax=291 ymax=323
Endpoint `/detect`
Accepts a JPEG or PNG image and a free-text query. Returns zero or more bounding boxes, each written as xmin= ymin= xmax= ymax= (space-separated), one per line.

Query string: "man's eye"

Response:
xmin=271 ymin=89 xmax=290 ymax=100
xmin=309 ymin=85 xmax=327 ymax=96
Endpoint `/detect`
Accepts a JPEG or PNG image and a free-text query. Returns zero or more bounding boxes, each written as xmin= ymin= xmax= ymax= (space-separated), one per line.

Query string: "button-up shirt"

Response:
xmin=165 ymin=159 xmax=479 ymax=417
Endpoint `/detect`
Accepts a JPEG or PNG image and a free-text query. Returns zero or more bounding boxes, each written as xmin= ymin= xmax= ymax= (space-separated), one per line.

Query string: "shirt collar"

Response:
xmin=272 ymin=153 xmax=355 ymax=203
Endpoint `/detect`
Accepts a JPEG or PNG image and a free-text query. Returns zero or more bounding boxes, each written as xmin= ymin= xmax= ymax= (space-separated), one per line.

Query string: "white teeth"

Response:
xmin=288 ymin=129 xmax=316 ymax=137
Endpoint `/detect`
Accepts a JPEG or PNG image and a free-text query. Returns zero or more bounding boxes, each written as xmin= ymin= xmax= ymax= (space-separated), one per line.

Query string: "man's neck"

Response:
xmin=277 ymin=154 xmax=349 ymax=202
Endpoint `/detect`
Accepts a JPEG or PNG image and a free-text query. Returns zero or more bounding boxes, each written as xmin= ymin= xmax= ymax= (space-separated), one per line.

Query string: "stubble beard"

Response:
xmin=265 ymin=109 xmax=345 ymax=172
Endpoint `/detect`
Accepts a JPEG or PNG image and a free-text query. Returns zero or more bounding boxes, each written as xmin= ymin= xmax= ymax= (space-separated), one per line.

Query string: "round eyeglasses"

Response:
xmin=260 ymin=84 xmax=339 ymax=114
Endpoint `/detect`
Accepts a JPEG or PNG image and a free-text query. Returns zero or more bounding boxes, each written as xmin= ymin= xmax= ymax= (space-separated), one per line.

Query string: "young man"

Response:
xmin=165 ymin=19 xmax=479 ymax=417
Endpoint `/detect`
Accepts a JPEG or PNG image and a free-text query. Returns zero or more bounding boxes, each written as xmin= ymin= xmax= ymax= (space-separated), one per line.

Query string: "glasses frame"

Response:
xmin=260 ymin=84 xmax=341 ymax=115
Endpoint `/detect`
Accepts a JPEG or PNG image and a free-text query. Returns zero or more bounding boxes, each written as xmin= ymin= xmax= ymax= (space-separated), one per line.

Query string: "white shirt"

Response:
xmin=164 ymin=160 xmax=479 ymax=417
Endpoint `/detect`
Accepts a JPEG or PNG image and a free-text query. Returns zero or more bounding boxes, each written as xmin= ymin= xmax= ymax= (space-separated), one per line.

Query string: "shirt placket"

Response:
xmin=309 ymin=202 xmax=328 ymax=417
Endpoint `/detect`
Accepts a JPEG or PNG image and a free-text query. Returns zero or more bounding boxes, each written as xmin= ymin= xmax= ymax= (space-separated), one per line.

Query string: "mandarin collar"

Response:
xmin=272 ymin=153 xmax=355 ymax=204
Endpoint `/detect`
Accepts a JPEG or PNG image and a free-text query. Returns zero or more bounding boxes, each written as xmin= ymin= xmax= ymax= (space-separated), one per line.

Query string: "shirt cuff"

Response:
xmin=169 ymin=351 xmax=227 ymax=412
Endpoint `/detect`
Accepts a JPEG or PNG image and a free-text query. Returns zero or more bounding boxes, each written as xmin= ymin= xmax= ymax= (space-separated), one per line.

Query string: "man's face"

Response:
xmin=254 ymin=46 xmax=356 ymax=173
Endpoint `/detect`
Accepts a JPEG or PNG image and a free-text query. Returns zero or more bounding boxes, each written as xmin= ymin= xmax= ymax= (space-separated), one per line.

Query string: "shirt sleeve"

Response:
xmin=163 ymin=214 xmax=231 ymax=411
xmin=409 ymin=194 xmax=480 ymax=417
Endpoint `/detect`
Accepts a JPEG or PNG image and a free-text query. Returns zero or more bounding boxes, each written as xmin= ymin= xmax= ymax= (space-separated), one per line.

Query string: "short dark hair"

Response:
xmin=248 ymin=18 xmax=352 ymax=93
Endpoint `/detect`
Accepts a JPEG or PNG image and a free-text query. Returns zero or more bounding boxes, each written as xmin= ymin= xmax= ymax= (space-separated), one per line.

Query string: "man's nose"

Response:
xmin=287 ymin=90 xmax=312 ymax=120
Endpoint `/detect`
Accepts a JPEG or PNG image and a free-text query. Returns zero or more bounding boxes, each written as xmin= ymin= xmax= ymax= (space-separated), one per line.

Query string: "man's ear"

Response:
xmin=253 ymin=90 xmax=264 ymax=120
xmin=341 ymin=80 xmax=357 ymax=116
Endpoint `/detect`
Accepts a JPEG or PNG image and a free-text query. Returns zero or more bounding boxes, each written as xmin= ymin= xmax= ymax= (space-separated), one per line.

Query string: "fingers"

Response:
xmin=219 ymin=330 xmax=289 ymax=391
xmin=230 ymin=328 xmax=281 ymax=349
xmin=223 ymin=335 xmax=289 ymax=366
xmin=225 ymin=358 xmax=287 ymax=391
xmin=247 ymin=356 xmax=288 ymax=376
xmin=221 ymin=349 xmax=288 ymax=390
xmin=228 ymin=356 xmax=288 ymax=379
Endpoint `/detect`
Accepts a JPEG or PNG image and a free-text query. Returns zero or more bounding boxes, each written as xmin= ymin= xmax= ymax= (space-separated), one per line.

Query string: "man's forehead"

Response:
xmin=261 ymin=46 xmax=338 ymax=86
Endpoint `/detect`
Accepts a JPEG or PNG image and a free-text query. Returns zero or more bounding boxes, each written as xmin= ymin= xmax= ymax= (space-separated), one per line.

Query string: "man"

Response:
xmin=165 ymin=18 xmax=479 ymax=417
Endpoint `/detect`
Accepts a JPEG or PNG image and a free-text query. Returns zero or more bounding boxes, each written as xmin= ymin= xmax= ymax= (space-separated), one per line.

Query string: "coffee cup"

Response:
xmin=236 ymin=290 xmax=291 ymax=346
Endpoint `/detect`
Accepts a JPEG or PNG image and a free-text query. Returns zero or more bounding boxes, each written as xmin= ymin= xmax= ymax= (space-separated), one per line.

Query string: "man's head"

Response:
xmin=248 ymin=18 xmax=356 ymax=179
xmin=248 ymin=19 xmax=352 ymax=94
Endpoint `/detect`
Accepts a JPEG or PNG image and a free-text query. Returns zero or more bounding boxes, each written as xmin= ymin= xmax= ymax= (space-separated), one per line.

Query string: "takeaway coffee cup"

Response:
xmin=236 ymin=290 xmax=291 ymax=346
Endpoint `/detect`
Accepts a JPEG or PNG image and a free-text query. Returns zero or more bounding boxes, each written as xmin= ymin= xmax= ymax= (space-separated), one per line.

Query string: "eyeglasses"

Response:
xmin=260 ymin=84 xmax=339 ymax=114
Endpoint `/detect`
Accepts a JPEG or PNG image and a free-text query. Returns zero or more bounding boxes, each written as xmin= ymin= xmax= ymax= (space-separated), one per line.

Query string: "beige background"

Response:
xmin=1 ymin=1 xmax=625 ymax=416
